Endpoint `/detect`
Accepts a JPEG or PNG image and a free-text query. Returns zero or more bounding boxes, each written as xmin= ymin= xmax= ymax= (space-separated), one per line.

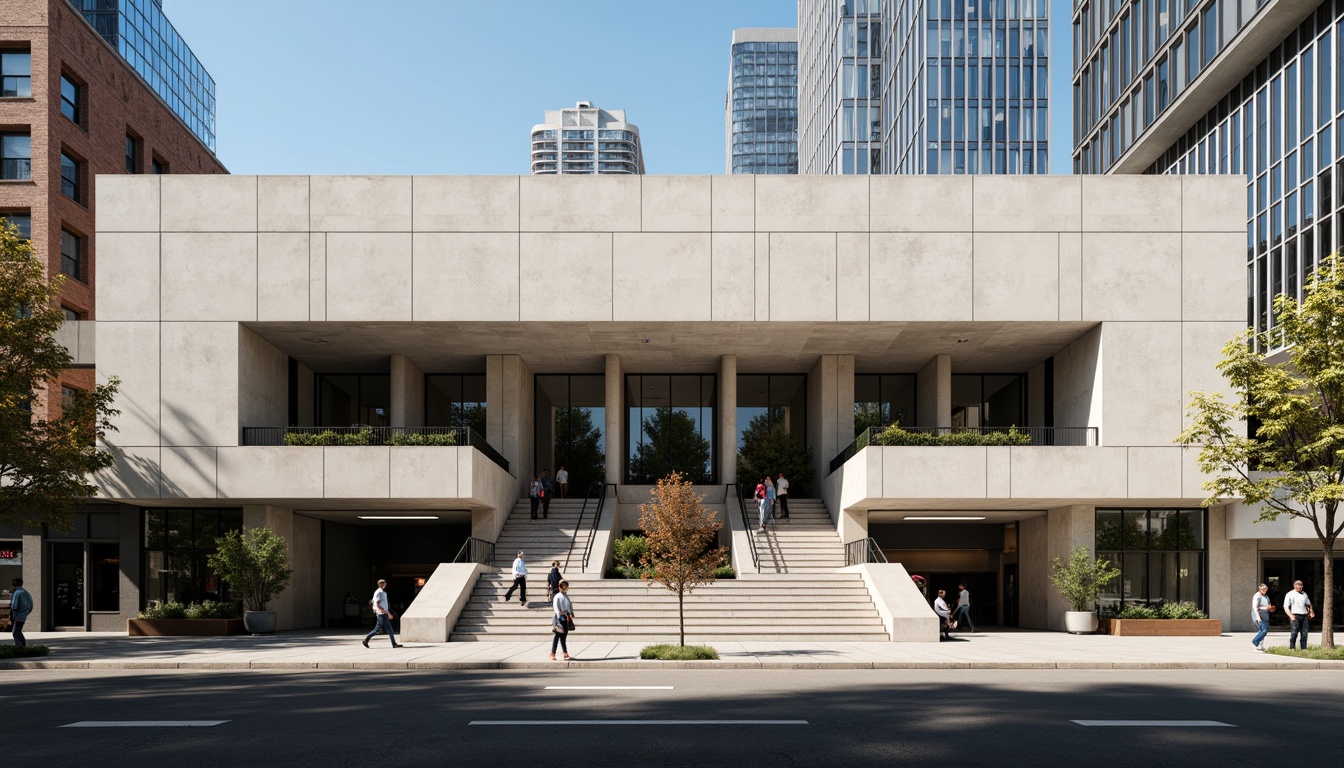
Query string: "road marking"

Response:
xmin=470 ymin=720 xmax=806 ymax=726
xmin=1072 ymin=720 xmax=1235 ymax=728
xmin=544 ymin=686 xmax=675 ymax=690
xmin=62 ymin=721 xmax=229 ymax=728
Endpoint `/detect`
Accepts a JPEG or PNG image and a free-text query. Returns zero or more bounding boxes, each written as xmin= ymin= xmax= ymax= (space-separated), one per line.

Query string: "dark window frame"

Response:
xmin=1 ymin=210 xmax=31 ymax=239
xmin=1096 ymin=508 xmax=1208 ymax=612
xmin=59 ymin=150 xmax=83 ymax=203
xmin=59 ymin=72 xmax=81 ymax=125
xmin=0 ymin=132 xmax=32 ymax=181
xmin=0 ymin=48 xmax=32 ymax=98
xmin=125 ymin=132 xmax=141 ymax=174
xmin=60 ymin=227 xmax=84 ymax=281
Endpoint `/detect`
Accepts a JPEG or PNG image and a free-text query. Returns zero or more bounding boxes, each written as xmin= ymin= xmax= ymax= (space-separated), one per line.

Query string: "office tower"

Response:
xmin=726 ymin=28 xmax=799 ymax=174
xmin=1075 ymin=0 xmax=1343 ymax=344
xmin=797 ymin=0 xmax=1049 ymax=175
xmin=530 ymin=102 xmax=645 ymax=174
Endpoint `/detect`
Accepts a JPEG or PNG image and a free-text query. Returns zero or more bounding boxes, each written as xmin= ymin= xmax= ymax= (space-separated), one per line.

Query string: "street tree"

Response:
xmin=639 ymin=472 xmax=727 ymax=647
xmin=1178 ymin=252 xmax=1344 ymax=648
xmin=0 ymin=222 xmax=119 ymax=530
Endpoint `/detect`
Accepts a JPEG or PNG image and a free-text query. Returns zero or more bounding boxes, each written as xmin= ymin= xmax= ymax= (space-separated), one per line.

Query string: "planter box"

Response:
xmin=1102 ymin=618 xmax=1222 ymax=636
xmin=128 ymin=618 xmax=245 ymax=637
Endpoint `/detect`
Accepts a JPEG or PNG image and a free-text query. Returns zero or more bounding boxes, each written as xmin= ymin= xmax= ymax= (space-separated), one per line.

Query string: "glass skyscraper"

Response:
xmin=726 ymin=28 xmax=799 ymax=174
xmin=67 ymin=0 xmax=216 ymax=151
xmin=799 ymin=0 xmax=885 ymax=173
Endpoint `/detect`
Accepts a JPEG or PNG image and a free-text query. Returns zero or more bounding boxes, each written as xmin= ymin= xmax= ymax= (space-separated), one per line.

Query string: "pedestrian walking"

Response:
xmin=550 ymin=580 xmax=574 ymax=660
xmin=1284 ymin=579 xmax=1314 ymax=649
xmin=529 ymin=475 xmax=542 ymax=519
xmin=776 ymin=472 xmax=790 ymax=519
xmin=556 ymin=466 xmax=569 ymax=499
xmin=504 ymin=551 xmax=528 ymax=607
xmin=933 ymin=589 xmax=953 ymax=641
xmin=361 ymin=579 xmax=402 ymax=648
xmin=764 ymin=475 xmax=777 ymax=525
xmin=540 ymin=470 xmax=553 ymax=519
xmin=755 ymin=478 xmax=769 ymax=533
xmin=9 ymin=578 xmax=32 ymax=647
xmin=547 ymin=561 xmax=562 ymax=604
xmin=1251 ymin=583 xmax=1274 ymax=651
xmin=954 ymin=583 xmax=976 ymax=634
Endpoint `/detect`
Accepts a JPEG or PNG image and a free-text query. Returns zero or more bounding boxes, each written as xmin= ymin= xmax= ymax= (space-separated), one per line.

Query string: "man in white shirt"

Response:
xmin=361 ymin=579 xmax=402 ymax=648
xmin=503 ymin=551 xmax=528 ymax=607
xmin=1283 ymin=580 xmax=1315 ymax=649
xmin=933 ymin=589 xmax=952 ymax=641
xmin=775 ymin=472 xmax=790 ymax=519
xmin=1251 ymin=583 xmax=1274 ymax=651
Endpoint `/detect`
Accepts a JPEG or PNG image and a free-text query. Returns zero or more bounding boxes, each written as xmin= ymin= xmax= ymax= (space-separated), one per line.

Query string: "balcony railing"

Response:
xmin=828 ymin=425 xmax=1101 ymax=474
xmin=241 ymin=426 xmax=509 ymax=473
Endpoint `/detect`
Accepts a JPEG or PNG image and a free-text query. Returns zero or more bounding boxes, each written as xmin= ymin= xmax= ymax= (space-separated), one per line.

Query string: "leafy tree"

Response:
xmin=736 ymin=412 xmax=814 ymax=497
xmin=1050 ymin=545 xmax=1120 ymax=612
xmin=639 ymin=472 xmax=727 ymax=647
xmin=1179 ymin=252 xmax=1344 ymax=648
xmin=628 ymin=408 xmax=712 ymax=484
xmin=554 ymin=406 xmax=606 ymax=494
xmin=207 ymin=527 xmax=294 ymax=612
xmin=0 ymin=222 xmax=119 ymax=530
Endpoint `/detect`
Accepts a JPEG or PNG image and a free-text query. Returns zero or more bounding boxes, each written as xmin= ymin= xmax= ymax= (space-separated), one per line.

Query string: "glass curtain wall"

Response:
xmin=626 ymin=375 xmax=716 ymax=484
xmin=535 ymin=375 xmax=606 ymax=495
xmin=316 ymin=374 xmax=390 ymax=427
xmin=142 ymin=509 xmax=243 ymax=608
xmin=425 ymin=374 xmax=486 ymax=436
xmin=951 ymin=374 xmax=1025 ymax=428
xmin=1096 ymin=508 xmax=1207 ymax=611
xmin=854 ymin=374 xmax=917 ymax=435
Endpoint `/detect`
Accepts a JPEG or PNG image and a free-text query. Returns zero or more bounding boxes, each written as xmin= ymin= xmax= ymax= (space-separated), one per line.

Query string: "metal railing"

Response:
xmin=565 ymin=481 xmax=603 ymax=572
xmin=844 ymin=538 xmax=889 ymax=567
xmin=726 ymin=482 xmax=759 ymax=573
xmin=240 ymin=426 xmax=509 ymax=473
xmin=828 ymin=425 xmax=1101 ymax=474
xmin=451 ymin=537 xmax=495 ymax=566
xmin=580 ymin=483 xmax=616 ymax=570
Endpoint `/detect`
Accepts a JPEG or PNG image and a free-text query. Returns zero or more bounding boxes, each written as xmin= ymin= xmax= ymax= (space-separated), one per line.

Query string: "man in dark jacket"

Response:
xmin=547 ymin=562 xmax=562 ymax=604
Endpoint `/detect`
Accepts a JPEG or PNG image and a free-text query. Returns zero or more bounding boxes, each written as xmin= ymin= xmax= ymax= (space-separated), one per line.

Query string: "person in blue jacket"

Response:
xmin=10 ymin=578 xmax=32 ymax=647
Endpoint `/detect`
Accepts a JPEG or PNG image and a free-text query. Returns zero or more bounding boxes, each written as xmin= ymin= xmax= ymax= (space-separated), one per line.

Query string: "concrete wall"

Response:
xmin=486 ymin=354 xmax=532 ymax=495
xmin=807 ymin=354 xmax=855 ymax=485
xmin=390 ymin=354 xmax=425 ymax=427
xmin=242 ymin=505 xmax=321 ymax=631
xmin=238 ymin=326 xmax=287 ymax=436
xmin=1016 ymin=506 xmax=1095 ymax=631
xmin=916 ymin=354 xmax=951 ymax=429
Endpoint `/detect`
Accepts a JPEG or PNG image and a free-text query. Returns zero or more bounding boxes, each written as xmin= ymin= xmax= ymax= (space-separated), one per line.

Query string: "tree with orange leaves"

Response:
xmin=639 ymin=472 xmax=728 ymax=647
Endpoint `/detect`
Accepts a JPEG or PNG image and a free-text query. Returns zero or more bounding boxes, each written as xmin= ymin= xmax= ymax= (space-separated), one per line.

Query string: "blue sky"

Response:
xmin=165 ymin=0 xmax=1073 ymax=175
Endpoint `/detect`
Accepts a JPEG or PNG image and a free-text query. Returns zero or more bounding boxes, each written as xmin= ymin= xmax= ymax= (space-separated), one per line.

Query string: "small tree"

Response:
xmin=1050 ymin=545 xmax=1120 ymax=612
xmin=1179 ymin=252 xmax=1344 ymax=648
xmin=207 ymin=527 xmax=294 ymax=612
xmin=639 ymin=472 xmax=727 ymax=647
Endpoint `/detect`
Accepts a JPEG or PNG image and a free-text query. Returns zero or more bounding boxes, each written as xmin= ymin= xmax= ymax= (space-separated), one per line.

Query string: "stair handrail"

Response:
xmin=565 ymin=480 xmax=600 ymax=572
xmin=580 ymin=482 xmax=617 ymax=570
xmin=451 ymin=536 xmax=495 ymax=566
xmin=726 ymin=482 xmax=760 ymax=573
xmin=844 ymin=537 xmax=888 ymax=566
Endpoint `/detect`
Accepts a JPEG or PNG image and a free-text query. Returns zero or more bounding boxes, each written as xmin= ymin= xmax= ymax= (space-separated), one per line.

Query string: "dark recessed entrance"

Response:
xmin=870 ymin=520 xmax=1019 ymax=628
xmin=321 ymin=519 xmax=470 ymax=629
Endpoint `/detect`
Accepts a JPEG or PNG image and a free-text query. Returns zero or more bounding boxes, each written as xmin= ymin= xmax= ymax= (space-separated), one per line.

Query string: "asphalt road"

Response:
xmin=6 ymin=668 xmax=1342 ymax=767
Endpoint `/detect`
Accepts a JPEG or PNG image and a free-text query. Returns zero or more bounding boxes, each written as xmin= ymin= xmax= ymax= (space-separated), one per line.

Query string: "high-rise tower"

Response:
xmin=530 ymin=102 xmax=644 ymax=174
xmin=726 ymin=28 xmax=799 ymax=174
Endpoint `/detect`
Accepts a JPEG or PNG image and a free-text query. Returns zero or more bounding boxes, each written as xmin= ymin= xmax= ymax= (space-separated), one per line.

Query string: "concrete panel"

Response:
xmin=1018 ymin=515 xmax=1048 ymax=629
xmin=972 ymin=233 xmax=1059 ymax=321
xmin=323 ymin=447 xmax=391 ymax=498
xmin=870 ymin=176 xmax=972 ymax=232
xmin=879 ymin=447 xmax=987 ymax=498
xmin=519 ymin=175 xmax=640 ymax=232
xmin=1181 ymin=446 xmax=1218 ymax=500
xmin=95 ymin=175 xmax=160 ymax=232
xmin=755 ymin=175 xmax=868 ymax=232
xmin=769 ymin=232 xmax=836 ymax=321
xmin=160 ymin=446 xmax=219 ymax=499
xmin=413 ymin=175 xmax=520 ymax=232
xmin=1058 ymin=233 xmax=1083 ymax=321
xmin=844 ymin=562 xmax=941 ymax=641
xmin=401 ymin=563 xmax=483 ymax=643
xmin=641 ymin=176 xmax=711 ymax=232
xmin=310 ymin=176 xmax=412 ymax=232
xmin=258 ymin=176 xmax=310 ymax=232
xmin=238 ymin=326 xmax=287 ymax=432
xmin=1052 ymin=326 xmax=1102 ymax=433
xmin=97 ymin=322 xmax=160 ymax=446
xmin=95 ymin=446 xmax=160 ymax=499
xmin=218 ymin=447 xmax=324 ymax=498
xmin=1102 ymin=323 xmax=1183 ymax=447
xmin=870 ymin=233 xmax=973 ymax=321
xmin=257 ymin=233 xmax=311 ymax=321
xmin=161 ymin=233 xmax=257 ymax=321
xmin=613 ymin=233 xmax=711 ymax=320
xmin=309 ymin=234 xmax=326 ymax=321
xmin=412 ymin=233 xmax=520 ymax=320
xmin=390 ymin=354 xmax=425 ymax=427
xmin=1009 ymin=447 xmax=1128 ymax=497
xmin=711 ymin=233 xmax=755 ymax=321
xmin=1082 ymin=175 xmax=1182 ymax=232
xmin=1182 ymin=232 xmax=1246 ymax=322
xmin=973 ymin=176 xmax=1082 ymax=232
xmin=96 ymin=233 xmax=160 ymax=322
xmin=389 ymin=446 xmax=464 ymax=498
xmin=325 ymin=233 xmax=413 ymax=321
xmin=1082 ymin=233 xmax=1182 ymax=321
xmin=1182 ymin=322 xmax=1243 ymax=428
xmin=837 ymin=233 xmax=870 ymax=321
xmin=986 ymin=447 xmax=1011 ymax=497
xmin=161 ymin=175 xmax=258 ymax=232
xmin=754 ymin=232 xmax=770 ymax=320
xmin=1126 ymin=446 xmax=1183 ymax=498
xmin=711 ymin=175 xmax=755 ymax=231
xmin=519 ymin=233 xmax=612 ymax=320
xmin=1182 ymin=176 xmax=1247 ymax=232
xmin=160 ymin=322 xmax=238 ymax=447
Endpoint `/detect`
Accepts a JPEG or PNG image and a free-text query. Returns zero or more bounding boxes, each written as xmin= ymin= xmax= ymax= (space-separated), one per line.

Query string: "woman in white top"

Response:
xmin=550 ymin=581 xmax=574 ymax=660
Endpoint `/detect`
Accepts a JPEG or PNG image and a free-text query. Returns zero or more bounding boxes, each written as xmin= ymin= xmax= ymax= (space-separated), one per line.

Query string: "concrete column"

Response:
xmin=242 ymin=505 xmax=321 ymax=631
xmin=487 ymin=354 xmax=534 ymax=494
xmin=21 ymin=532 xmax=42 ymax=630
xmin=1027 ymin=362 xmax=1047 ymax=428
xmin=719 ymin=354 xmax=737 ymax=484
xmin=916 ymin=354 xmax=951 ymax=429
xmin=807 ymin=354 xmax=855 ymax=488
xmin=604 ymin=354 xmax=623 ymax=484
xmin=1207 ymin=504 xmax=1232 ymax=630
xmin=1019 ymin=504 xmax=1097 ymax=631
xmin=389 ymin=354 xmax=425 ymax=427
xmin=118 ymin=504 xmax=141 ymax=623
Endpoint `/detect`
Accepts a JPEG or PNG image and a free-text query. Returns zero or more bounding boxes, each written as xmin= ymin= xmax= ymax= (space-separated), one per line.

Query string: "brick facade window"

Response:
xmin=60 ymin=73 xmax=80 ymax=124
xmin=1 ymin=50 xmax=31 ymax=98
xmin=1 ymin=212 xmax=30 ymax=239
xmin=151 ymin=156 xmax=168 ymax=174
xmin=126 ymin=133 xmax=139 ymax=173
xmin=60 ymin=151 xmax=82 ymax=202
xmin=62 ymin=306 xmax=80 ymax=321
xmin=1 ymin=134 xmax=31 ymax=180
xmin=60 ymin=228 xmax=83 ymax=281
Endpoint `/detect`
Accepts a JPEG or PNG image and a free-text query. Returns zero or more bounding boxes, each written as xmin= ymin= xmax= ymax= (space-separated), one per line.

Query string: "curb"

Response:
xmin=0 ymin=659 xmax=1332 ymax=671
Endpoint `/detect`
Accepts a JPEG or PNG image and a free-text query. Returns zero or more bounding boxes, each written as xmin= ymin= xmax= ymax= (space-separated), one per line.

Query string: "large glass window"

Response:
xmin=425 ymin=374 xmax=486 ymax=435
xmin=854 ymin=374 xmax=917 ymax=435
xmin=142 ymin=508 xmax=243 ymax=607
xmin=626 ymin=374 xmax=715 ymax=484
xmin=535 ymin=375 xmax=606 ymax=495
xmin=316 ymin=374 xmax=390 ymax=427
xmin=951 ymin=374 xmax=1026 ymax=428
xmin=1096 ymin=508 xmax=1206 ymax=611
xmin=1 ymin=134 xmax=30 ymax=181
xmin=60 ymin=74 xmax=79 ymax=123
xmin=0 ymin=50 xmax=31 ymax=98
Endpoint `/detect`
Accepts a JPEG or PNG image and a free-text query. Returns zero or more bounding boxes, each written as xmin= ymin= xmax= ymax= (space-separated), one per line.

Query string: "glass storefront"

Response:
xmin=143 ymin=509 xmax=242 ymax=607
xmin=626 ymin=374 xmax=716 ymax=484
xmin=425 ymin=374 xmax=486 ymax=435
xmin=952 ymin=374 xmax=1026 ymax=428
xmin=45 ymin=511 xmax=122 ymax=628
xmin=1096 ymin=508 xmax=1207 ymax=612
xmin=736 ymin=374 xmax=807 ymax=447
xmin=1263 ymin=556 xmax=1344 ymax=627
xmin=854 ymin=374 xmax=917 ymax=434
xmin=316 ymin=374 xmax=390 ymax=427
xmin=534 ymin=375 xmax=606 ymax=495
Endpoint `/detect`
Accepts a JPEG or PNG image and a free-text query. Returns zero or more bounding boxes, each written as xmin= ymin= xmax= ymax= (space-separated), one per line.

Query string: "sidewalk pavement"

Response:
xmin=3 ymin=629 xmax=1340 ymax=670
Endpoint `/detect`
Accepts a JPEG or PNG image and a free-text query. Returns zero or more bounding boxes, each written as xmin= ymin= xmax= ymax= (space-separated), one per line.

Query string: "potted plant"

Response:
xmin=1049 ymin=545 xmax=1120 ymax=634
xmin=207 ymin=527 xmax=293 ymax=635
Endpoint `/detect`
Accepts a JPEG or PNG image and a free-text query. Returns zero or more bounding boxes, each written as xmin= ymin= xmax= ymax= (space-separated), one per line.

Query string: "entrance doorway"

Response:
xmin=1263 ymin=555 xmax=1344 ymax=628
xmin=321 ymin=519 xmax=470 ymax=628
xmin=50 ymin=543 xmax=85 ymax=628
xmin=870 ymin=519 xmax=1020 ymax=628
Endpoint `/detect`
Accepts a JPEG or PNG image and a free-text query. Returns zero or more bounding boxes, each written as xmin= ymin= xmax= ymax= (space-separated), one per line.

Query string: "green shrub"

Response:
xmin=1265 ymin=645 xmax=1344 ymax=660
xmin=640 ymin=644 xmax=719 ymax=660
xmin=613 ymin=534 xmax=649 ymax=568
xmin=1157 ymin=601 xmax=1207 ymax=620
xmin=1116 ymin=604 xmax=1160 ymax=619
xmin=714 ymin=564 xmax=736 ymax=579
xmin=875 ymin=424 xmax=1032 ymax=447
xmin=605 ymin=564 xmax=656 ymax=579
xmin=0 ymin=645 xmax=50 ymax=659
xmin=138 ymin=601 xmax=187 ymax=620
xmin=387 ymin=432 xmax=457 ymax=446
xmin=183 ymin=600 xmax=240 ymax=620
xmin=282 ymin=429 xmax=373 ymax=446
